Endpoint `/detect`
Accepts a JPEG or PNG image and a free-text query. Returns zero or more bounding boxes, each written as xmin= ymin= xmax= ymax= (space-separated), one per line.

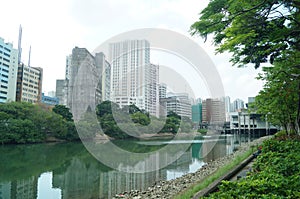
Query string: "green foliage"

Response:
xmin=197 ymin=128 xmax=208 ymax=135
xmin=0 ymin=102 xmax=79 ymax=144
xmin=205 ymin=139 xmax=300 ymax=198
xmin=192 ymin=1 xmax=300 ymax=135
xmin=51 ymin=104 xmax=79 ymax=140
xmin=159 ymin=111 xmax=181 ymax=134
xmin=253 ymin=52 xmax=300 ymax=134
xmin=96 ymin=102 xmax=192 ymax=139
xmin=191 ymin=0 xmax=300 ymax=69
xmin=52 ymin=105 xmax=73 ymax=121
xmin=175 ymin=148 xmax=253 ymax=199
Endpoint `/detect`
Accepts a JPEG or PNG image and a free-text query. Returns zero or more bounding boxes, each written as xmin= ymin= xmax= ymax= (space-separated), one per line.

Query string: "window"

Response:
xmin=3 ymin=52 xmax=10 ymax=57
xmin=4 ymin=47 xmax=11 ymax=52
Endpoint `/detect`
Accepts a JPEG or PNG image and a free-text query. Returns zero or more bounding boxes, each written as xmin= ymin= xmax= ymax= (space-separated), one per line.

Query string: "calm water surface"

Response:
xmin=0 ymin=133 xmax=259 ymax=199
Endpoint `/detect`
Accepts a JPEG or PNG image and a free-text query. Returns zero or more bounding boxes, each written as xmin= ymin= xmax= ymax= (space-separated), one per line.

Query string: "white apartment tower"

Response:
xmin=109 ymin=40 xmax=159 ymax=116
xmin=0 ymin=37 xmax=18 ymax=103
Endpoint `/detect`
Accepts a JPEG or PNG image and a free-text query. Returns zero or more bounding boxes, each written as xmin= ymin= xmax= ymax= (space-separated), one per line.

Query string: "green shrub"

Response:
xmin=205 ymin=138 xmax=300 ymax=198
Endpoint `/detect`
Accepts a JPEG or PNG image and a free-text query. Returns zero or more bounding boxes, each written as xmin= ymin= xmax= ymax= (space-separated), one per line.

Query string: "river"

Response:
xmin=0 ymin=133 xmax=260 ymax=199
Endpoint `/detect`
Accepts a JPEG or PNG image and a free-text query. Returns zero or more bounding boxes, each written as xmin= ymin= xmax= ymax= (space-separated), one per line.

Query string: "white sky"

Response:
xmin=0 ymin=0 xmax=264 ymax=102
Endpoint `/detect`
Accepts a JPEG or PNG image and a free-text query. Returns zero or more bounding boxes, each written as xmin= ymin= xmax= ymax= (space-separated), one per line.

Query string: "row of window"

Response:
xmin=0 ymin=51 xmax=11 ymax=58
xmin=0 ymin=56 xmax=10 ymax=63
xmin=1 ymin=62 xmax=9 ymax=68
xmin=0 ymin=45 xmax=11 ymax=52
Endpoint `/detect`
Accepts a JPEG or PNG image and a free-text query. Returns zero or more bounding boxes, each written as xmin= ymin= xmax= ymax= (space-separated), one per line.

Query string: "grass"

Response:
xmin=174 ymin=148 xmax=254 ymax=199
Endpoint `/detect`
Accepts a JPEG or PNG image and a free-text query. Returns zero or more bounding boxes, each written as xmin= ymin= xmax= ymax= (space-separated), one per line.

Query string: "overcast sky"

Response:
xmin=0 ymin=0 xmax=264 ymax=102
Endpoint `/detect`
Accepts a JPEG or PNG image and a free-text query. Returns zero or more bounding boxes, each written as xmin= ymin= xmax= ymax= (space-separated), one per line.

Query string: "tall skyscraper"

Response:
xmin=65 ymin=54 xmax=72 ymax=81
xmin=159 ymin=83 xmax=167 ymax=99
xmin=64 ymin=47 xmax=111 ymax=120
xmin=56 ymin=79 xmax=68 ymax=105
xmin=0 ymin=37 xmax=18 ymax=103
xmin=17 ymin=25 xmax=22 ymax=64
xmin=109 ymin=40 xmax=159 ymax=116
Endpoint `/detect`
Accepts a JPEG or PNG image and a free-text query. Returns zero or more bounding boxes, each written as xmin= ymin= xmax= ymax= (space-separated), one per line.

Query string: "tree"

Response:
xmin=131 ymin=112 xmax=150 ymax=126
xmin=253 ymin=51 xmax=300 ymax=134
xmin=0 ymin=102 xmax=80 ymax=144
xmin=191 ymin=0 xmax=300 ymax=134
xmin=159 ymin=111 xmax=181 ymax=134
xmin=191 ymin=0 xmax=300 ymax=69
xmin=52 ymin=105 xmax=73 ymax=121
xmin=96 ymin=101 xmax=120 ymax=117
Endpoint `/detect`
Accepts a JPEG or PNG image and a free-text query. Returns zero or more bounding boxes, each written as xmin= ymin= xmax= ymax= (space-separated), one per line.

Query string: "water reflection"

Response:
xmin=0 ymin=134 xmax=256 ymax=199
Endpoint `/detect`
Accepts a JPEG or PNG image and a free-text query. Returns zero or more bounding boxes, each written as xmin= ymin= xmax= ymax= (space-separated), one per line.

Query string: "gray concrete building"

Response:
xmin=60 ymin=47 xmax=111 ymax=120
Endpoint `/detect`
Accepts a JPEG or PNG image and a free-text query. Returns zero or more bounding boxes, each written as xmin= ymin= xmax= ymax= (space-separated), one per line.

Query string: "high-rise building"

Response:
xmin=192 ymin=102 xmax=202 ymax=125
xmin=56 ymin=79 xmax=68 ymax=105
xmin=159 ymin=83 xmax=167 ymax=99
xmin=148 ymin=63 xmax=159 ymax=116
xmin=16 ymin=63 xmax=43 ymax=103
xmin=65 ymin=54 xmax=72 ymax=81
xmin=65 ymin=47 xmax=111 ymax=120
xmin=0 ymin=37 xmax=18 ymax=103
xmin=57 ymin=48 xmax=111 ymax=110
xmin=160 ymin=92 xmax=192 ymax=119
xmin=202 ymin=98 xmax=226 ymax=124
xmin=232 ymin=98 xmax=245 ymax=112
xmin=109 ymin=40 xmax=159 ymax=116
xmin=95 ymin=52 xmax=111 ymax=101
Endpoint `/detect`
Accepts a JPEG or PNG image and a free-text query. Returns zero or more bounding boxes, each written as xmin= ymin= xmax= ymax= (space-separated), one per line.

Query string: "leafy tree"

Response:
xmin=159 ymin=111 xmax=181 ymax=134
xmin=0 ymin=102 xmax=79 ymax=144
xmin=131 ymin=112 xmax=150 ymax=126
xmin=191 ymin=0 xmax=300 ymax=134
xmin=52 ymin=105 xmax=73 ymax=121
xmin=253 ymin=52 xmax=300 ymax=134
xmin=52 ymin=105 xmax=79 ymax=140
xmin=191 ymin=0 xmax=300 ymax=68
xmin=96 ymin=101 xmax=120 ymax=117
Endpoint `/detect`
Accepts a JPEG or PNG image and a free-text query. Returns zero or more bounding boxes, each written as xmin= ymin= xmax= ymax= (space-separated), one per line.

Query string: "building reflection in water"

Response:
xmin=0 ymin=134 xmax=246 ymax=199
xmin=0 ymin=176 xmax=38 ymax=199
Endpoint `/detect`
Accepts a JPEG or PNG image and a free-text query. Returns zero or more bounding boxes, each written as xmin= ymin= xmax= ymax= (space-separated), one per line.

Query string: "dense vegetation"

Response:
xmin=0 ymin=101 xmax=193 ymax=144
xmin=205 ymin=133 xmax=300 ymax=198
xmin=191 ymin=0 xmax=300 ymax=135
xmin=0 ymin=102 xmax=78 ymax=144
xmin=95 ymin=101 xmax=192 ymax=139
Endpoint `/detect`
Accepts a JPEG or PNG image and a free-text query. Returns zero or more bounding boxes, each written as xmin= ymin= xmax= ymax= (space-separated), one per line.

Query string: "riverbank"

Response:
xmin=113 ymin=135 xmax=272 ymax=199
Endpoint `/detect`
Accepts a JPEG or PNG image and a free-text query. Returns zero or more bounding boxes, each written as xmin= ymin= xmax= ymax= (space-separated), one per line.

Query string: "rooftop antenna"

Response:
xmin=28 ymin=45 xmax=31 ymax=67
xmin=18 ymin=25 xmax=22 ymax=64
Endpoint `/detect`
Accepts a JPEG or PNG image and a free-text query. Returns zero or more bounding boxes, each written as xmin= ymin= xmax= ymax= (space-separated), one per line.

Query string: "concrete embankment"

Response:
xmin=113 ymin=136 xmax=271 ymax=199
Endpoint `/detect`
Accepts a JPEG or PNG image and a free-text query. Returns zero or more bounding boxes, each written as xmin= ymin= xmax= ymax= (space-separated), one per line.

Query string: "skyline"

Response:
xmin=0 ymin=0 xmax=264 ymax=102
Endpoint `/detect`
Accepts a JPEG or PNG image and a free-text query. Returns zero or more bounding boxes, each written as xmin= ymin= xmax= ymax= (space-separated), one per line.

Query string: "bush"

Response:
xmin=205 ymin=138 xmax=300 ymax=198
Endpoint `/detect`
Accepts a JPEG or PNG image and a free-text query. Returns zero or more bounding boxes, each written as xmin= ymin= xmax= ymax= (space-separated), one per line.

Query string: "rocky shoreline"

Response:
xmin=113 ymin=136 xmax=272 ymax=199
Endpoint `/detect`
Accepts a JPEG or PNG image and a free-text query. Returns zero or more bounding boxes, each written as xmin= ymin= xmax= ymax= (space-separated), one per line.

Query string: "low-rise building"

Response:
xmin=41 ymin=93 xmax=59 ymax=106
